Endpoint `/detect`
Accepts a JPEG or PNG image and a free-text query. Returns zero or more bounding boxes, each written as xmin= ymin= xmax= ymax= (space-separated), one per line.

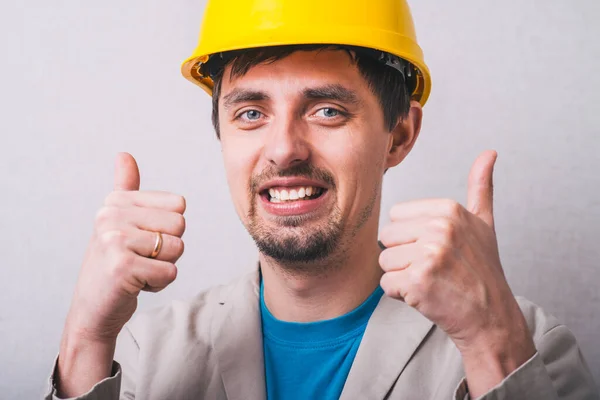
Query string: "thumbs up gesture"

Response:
xmin=378 ymin=151 xmax=535 ymax=389
xmin=67 ymin=152 xmax=186 ymax=340
xmin=57 ymin=153 xmax=186 ymax=396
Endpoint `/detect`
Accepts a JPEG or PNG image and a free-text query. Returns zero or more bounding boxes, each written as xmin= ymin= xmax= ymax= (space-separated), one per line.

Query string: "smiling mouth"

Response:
xmin=261 ymin=185 xmax=326 ymax=203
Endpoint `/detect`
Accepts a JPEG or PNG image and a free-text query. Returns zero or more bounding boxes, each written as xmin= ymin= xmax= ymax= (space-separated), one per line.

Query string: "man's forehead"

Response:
xmin=220 ymin=49 xmax=363 ymax=98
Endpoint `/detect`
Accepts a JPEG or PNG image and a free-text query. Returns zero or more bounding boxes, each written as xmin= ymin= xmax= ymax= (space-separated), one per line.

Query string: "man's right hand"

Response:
xmin=56 ymin=152 xmax=186 ymax=397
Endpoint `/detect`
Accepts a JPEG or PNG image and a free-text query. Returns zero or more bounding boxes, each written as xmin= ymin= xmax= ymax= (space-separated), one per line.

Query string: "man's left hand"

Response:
xmin=378 ymin=150 xmax=536 ymax=395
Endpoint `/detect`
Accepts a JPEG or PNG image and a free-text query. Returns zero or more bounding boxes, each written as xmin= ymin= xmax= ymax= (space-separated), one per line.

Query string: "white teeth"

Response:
xmin=268 ymin=186 xmax=321 ymax=202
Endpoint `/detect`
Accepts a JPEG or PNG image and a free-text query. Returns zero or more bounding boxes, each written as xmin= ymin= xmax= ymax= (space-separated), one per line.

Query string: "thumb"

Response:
xmin=466 ymin=150 xmax=497 ymax=229
xmin=114 ymin=152 xmax=140 ymax=191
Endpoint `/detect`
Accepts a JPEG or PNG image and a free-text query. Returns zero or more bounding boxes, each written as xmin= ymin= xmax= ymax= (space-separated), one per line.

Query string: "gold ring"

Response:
xmin=150 ymin=232 xmax=163 ymax=259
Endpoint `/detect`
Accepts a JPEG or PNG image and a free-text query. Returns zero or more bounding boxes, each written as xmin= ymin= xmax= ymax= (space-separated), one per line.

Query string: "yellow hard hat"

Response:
xmin=181 ymin=0 xmax=431 ymax=106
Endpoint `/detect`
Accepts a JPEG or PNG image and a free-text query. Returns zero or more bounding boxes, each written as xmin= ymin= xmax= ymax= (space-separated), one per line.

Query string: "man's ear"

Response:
xmin=385 ymin=100 xmax=423 ymax=169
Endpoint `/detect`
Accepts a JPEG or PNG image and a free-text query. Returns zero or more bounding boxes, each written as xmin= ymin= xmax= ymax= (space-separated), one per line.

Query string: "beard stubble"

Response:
xmin=246 ymin=164 xmax=378 ymax=272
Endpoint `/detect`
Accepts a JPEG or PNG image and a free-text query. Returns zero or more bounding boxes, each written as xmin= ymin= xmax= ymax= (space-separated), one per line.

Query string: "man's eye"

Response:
xmin=239 ymin=110 xmax=262 ymax=121
xmin=315 ymin=108 xmax=341 ymax=118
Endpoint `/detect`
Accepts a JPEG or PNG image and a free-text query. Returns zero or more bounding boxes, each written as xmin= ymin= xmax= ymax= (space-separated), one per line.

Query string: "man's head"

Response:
xmin=207 ymin=45 xmax=423 ymax=272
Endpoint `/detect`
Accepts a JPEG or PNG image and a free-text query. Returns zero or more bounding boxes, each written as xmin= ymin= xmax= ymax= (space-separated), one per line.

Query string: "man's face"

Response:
xmin=218 ymin=50 xmax=400 ymax=266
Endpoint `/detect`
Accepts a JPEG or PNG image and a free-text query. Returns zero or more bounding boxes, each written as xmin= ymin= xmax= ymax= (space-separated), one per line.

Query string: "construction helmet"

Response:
xmin=181 ymin=0 xmax=431 ymax=106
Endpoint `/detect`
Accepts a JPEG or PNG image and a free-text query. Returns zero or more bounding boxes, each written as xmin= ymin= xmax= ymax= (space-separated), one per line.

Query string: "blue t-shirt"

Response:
xmin=260 ymin=283 xmax=384 ymax=400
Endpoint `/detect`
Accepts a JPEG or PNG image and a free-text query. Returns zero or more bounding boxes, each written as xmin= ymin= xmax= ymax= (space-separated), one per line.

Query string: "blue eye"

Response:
xmin=240 ymin=110 xmax=262 ymax=121
xmin=316 ymin=108 xmax=341 ymax=118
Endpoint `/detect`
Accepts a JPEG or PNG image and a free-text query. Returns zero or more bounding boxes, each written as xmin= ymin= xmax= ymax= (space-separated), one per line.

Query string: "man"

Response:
xmin=45 ymin=0 xmax=598 ymax=399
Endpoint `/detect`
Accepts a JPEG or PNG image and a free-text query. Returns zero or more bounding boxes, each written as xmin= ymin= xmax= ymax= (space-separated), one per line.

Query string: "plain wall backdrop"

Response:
xmin=1 ymin=0 xmax=598 ymax=398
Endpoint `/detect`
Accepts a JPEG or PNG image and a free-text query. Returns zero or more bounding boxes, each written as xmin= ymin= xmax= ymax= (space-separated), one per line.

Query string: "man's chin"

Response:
xmin=248 ymin=224 xmax=342 ymax=264
xmin=247 ymin=201 xmax=344 ymax=264
xmin=255 ymin=237 xmax=334 ymax=264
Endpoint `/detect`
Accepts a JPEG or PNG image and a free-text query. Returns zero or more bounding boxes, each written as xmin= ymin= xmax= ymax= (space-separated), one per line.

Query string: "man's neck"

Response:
xmin=260 ymin=235 xmax=383 ymax=323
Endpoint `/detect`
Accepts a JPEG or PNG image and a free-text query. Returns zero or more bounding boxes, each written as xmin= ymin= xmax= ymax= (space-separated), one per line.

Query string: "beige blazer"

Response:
xmin=46 ymin=270 xmax=599 ymax=400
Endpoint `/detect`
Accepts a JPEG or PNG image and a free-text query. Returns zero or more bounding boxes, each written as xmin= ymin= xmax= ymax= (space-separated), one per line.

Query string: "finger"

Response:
xmin=466 ymin=150 xmax=497 ymax=229
xmin=132 ymin=208 xmax=186 ymax=237
xmin=105 ymin=191 xmax=186 ymax=214
xmin=389 ymin=199 xmax=465 ymax=222
xmin=128 ymin=229 xmax=184 ymax=263
xmin=96 ymin=206 xmax=186 ymax=237
xmin=114 ymin=152 xmax=140 ymax=191
xmin=378 ymin=219 xmax=431 ymax=248
xmin=378 ymin=243 xmax=420 ymax=272
xmin=380 ymin=270 xmax=409 ymax=301
xmin=131 ymin=257 xmax=178 ymax=292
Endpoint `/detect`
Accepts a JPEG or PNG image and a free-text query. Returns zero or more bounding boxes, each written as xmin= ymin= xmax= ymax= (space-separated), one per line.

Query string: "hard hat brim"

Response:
xmin=181 ymin=26 xmax=431 ymax=106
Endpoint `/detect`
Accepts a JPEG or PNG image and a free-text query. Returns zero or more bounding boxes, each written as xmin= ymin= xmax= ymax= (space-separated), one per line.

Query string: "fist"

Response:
xmin=378 ymin=151 xmax=526 ymax=349
xmin=65 ymin=153 xmax=186 ymax=342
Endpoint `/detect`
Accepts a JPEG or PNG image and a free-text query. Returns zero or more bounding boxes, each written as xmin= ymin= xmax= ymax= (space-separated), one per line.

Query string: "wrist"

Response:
xmin=453 ymin=297 xmax=534 ymax=357
xmin=60 ymin=325 xmax=117 ymax=356
xmin=57 ymin=329 xmax=117 ymax=397
xmin=460 ymin=331 xmax=536 ymax=372
xmin=457 ymin=321 xmax=536 ymax=398
xmin=63 ymin=305 xmax=123 ymax=343
xmin=58 ymin=328 xmax=116 ymax=377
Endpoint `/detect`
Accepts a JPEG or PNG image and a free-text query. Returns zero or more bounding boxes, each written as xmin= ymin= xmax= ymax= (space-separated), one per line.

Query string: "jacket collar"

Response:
xmin=213 ymin=269 xmax=266 ymax=400
xmin=214 ymin=267 xmax=434 ymax=400
xmin=340 ymin=295 xmax=434 ymax=399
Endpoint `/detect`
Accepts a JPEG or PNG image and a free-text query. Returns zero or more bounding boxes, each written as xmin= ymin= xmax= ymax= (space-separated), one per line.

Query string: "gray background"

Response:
xmin=1 ymin=0 xmax=598 ymax=398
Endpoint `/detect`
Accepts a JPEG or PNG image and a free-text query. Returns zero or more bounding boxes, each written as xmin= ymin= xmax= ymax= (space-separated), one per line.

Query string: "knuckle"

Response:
xmin=116 ymin=251 xmax=135 ymax=269
xmin=445 ymin=222 xmax=457 ymax=240
xmin=404 ymin=293 xmax=420 ymax=308
xmin=420 ymin=256 xmax=436 ymax=273
xmin=95 ymin=206 xmax=116 ymax=226
xmin=432 ymin=217 xmax=461 ymax=248
xmin=380 ymin=274 xmax=401 ymax=298
xmin=412 ymin=267 xmax=433 ymax=292
xmin=109 ymin=252 xmax=135 ymax=279
xmin=421 ymin=246 xmax=448 ymax=272
xmin=98 ymin=230 xmax=127 ymax=248
xmin=434 ymin=217 xmax=454 ymax=235
xmin=423 ymin=242 xmax=443 ymax=260
xmin=441 ymin=200 xmax=462 ymax=218
xmin=103 ymin=191 xmax=122 ymax=206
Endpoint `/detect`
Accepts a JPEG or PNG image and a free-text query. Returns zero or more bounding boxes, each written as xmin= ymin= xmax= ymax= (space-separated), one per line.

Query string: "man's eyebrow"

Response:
xmin=222 ymin=89 xmax=270 ymax=110
xmin=303 ymin=84 xmax=360 ymax=105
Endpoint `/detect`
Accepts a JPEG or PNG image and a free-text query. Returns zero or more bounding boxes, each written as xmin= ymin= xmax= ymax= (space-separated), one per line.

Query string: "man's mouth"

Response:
xmin=263 ymin=186 xmax=326 ymax=203
xmin=256 ymin=178 xmax=331 ymax=217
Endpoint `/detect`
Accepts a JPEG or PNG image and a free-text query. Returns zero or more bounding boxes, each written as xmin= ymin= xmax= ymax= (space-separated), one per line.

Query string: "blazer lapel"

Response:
xmin=213 ymin=270 xmax=266 ymax=400
xmin=340 ymin=296 xmax=434 ymax=400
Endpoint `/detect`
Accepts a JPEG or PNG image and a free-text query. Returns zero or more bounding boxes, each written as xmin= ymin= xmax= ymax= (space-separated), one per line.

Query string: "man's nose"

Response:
xmin=262 ymin=117 xmax=310 ymax=169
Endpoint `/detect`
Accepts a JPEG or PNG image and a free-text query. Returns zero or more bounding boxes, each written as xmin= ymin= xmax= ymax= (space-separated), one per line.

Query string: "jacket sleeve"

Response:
xmin=43 ymin=325 xmax=139 ymax=400
xmin=454 ymin=323 xmax=599 ymax=399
